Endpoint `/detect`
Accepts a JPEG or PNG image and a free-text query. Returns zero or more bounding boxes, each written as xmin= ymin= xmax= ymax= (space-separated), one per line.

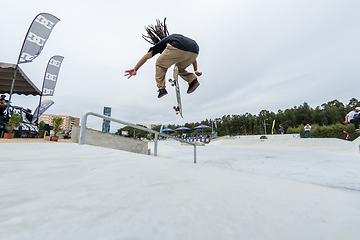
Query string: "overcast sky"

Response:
xmin=1 ymin=0 xmax=359 ymax=131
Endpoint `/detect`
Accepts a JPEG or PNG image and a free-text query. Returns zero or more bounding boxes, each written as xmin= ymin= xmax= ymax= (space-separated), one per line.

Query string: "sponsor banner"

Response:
xmin=121 ymin=131 xmax=128 ymax=136
xmin=3 ymin=106 xmax=32 ymax=123
xmin=19 ymin=13 xmax=60 ymax=64
xmin=271 ymin=120 xmax=275 ymax=134
xmin=42 ymin=56 xmax=64 ymax=96
xmin=102 ymin=107 xmax=111 ymax=133
xmin=20 ymin=123 xmax=38 ymax=132
xmin=32 ymin=99 xmax=54 ymax=122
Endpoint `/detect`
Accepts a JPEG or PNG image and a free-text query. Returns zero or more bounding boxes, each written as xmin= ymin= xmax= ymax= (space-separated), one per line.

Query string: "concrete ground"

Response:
xmin=1 ymin=137 xmax=360 ymax=240
xmin=152 ymin=137 xmax=360 ymax=191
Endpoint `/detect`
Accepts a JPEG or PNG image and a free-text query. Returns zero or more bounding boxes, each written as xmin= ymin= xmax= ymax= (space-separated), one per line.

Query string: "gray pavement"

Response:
xmin=1 ymin=139 xmax=360 ymax=240
xmin=153 ymin=138 xmax=360 ymax=191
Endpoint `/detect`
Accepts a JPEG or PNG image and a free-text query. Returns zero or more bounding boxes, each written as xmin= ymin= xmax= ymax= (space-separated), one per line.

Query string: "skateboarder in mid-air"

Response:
xmin=125 ymin=18 xmax=202 ymax=98
xmin=344 ymin=106 xmax=360 ymax=133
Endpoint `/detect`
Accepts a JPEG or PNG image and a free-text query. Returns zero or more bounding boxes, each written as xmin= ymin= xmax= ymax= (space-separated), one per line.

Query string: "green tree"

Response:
xmin=116 ymin=124 xmax=149 ymax=139
xmin=52 ymin=117 xmax=63 ymax=136
xmin=348 ymin=98 xmax=359 ymax=108
xmin=5 ymin=113 xmax=22 ymax=133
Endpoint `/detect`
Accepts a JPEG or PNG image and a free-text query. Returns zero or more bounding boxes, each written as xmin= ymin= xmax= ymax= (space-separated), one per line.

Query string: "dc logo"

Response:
xmin=27 ymin=32 xmax=45 ymax=46
xmin=49 ymin=59 xmax=61 ymax=67
xmin=43 ymin=88 xmax=54 ymax=95
xmin=35 ymin=16 xmax=54 ymax=30
xmin=20 ymin=53 xmax=35 ymax=62
xmin=45 ymin=73 xmax=57 ymax=82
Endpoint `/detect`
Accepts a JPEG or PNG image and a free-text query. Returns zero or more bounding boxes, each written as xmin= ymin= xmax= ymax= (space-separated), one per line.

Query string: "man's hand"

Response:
xmin=125 ymin=69 xmax=137 ymax=79
xmin=125 ymin=51 xmax=153 ymax=79
xmin=195 ymin=71 xmax=202 ymax=77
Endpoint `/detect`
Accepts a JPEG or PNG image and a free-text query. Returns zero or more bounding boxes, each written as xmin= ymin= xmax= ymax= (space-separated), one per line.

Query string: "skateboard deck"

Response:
xmin=168 ymin=66 xmax=183 ymax=118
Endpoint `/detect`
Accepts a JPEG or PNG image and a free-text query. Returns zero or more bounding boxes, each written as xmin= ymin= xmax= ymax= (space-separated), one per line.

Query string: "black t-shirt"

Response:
xmin=149 ymin=34 xmax=199 ymax=56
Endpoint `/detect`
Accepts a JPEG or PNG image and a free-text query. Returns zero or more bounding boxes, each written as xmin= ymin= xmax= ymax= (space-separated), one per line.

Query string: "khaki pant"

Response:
xmin=155 ymin=43 xmax=198 ymax=89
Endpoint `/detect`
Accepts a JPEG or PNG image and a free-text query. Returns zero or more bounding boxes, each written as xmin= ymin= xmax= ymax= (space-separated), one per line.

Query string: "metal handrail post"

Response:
xmin=194 ymin=145 xmax=197 ymax=163
xmin=79 ymin=112 xmax=90 ymax=145
xmin=154 ymin=133 xmax=159 ymax=156
xmin=79 ymin=112 xmax=197 ymax=163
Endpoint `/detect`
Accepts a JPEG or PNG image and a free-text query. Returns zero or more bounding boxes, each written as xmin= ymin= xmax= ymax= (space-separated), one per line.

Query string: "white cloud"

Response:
xmin=1 ymin=0 xmax=360 ymax=131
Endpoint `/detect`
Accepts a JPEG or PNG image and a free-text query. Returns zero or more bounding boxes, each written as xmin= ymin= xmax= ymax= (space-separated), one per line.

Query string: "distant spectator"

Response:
xmin=279 ymin=124 xmax=284 ymax=134
xmin=343 ymin=131 xmax=350 ymax=141
xmin=302 ymin=124 xmax=312 ymax=138
xmin=0 ymin=95 xmax=8 ymax=117
xmin=343 ymin=107 xmax=360 ymax=133
xmin=0 ymin=95 xmax=8 ymax=104
xmin=63 ymin=131 xmax=70 ymax=139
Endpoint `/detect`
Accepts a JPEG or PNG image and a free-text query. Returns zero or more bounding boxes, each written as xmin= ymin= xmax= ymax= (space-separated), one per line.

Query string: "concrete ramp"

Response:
xmin=211 ymin=137 xmax=350 ymax=147
xmin=71 ymin=126 xmax=148 ymax=154
xmin=148 ymin=140 xmax=179 ymax=153
xmin=328 ymin=136 xmax=360 ymax=155
xmin=1 ymin=143 xmax=360 ymax=239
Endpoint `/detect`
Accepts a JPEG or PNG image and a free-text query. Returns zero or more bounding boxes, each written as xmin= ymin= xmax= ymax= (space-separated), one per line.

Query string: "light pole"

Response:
xmin=264 ymin=118 xmax=268 ymax=135
xmin=211 ymin=120 xmax=213 ymax=134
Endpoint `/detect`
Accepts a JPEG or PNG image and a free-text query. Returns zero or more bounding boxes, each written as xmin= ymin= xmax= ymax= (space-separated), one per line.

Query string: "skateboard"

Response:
xmin=168 ymin=66 xmax=183 ymax=118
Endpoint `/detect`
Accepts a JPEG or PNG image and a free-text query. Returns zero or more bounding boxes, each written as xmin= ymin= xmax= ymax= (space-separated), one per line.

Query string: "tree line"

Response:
xmin=116 ymin=98 xmax=359 ymax=140
xmin=211 ymin=98 xmax=359 ymax=139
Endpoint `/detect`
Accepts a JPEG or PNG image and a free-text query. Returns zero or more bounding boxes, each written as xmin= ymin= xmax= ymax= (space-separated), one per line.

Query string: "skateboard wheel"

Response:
xmin=171 ymin=83 xmax=175 ymax=87
xmin=176 ymin=112 xmax=179 ymax=115
xmin=168 ymin=79 xmax=172 ymax=82
xmin=173 ymin=106 xmax=176 ymax=109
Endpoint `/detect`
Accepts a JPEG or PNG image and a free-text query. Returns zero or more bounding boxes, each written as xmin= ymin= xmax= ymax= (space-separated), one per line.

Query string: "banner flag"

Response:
xmin=8 ymin=13 xmax=60 ymax=104
xmin=32 ymin=99 xmax=54 ymax=122
xmin=4 ymin=106 xmax=33 ymax=123
xmin=102 ymin=107 xmax=111 ymax=133
xmin=214 ymin=119 xmax=217 ymax=129
xmin=19 ymin=13 xmax=60 ymax=64
xmin=160 ymin=125 xmax=164 ymax=133
xmin=41 ymin=55 xmax=64 ymax=96
xmin=271 ymin=119 xmax=275 ymax=134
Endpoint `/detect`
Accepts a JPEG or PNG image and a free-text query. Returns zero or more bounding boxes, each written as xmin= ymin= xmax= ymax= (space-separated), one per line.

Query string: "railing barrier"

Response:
xmin=79 ymin=112 xmax=197 ymax=163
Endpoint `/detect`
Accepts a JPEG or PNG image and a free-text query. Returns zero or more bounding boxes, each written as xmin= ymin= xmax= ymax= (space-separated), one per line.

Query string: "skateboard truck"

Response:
xmin=168 ymin=78 xmax=175 ymax=87
xmin=173 ymin=106 xmax=180 ymax=115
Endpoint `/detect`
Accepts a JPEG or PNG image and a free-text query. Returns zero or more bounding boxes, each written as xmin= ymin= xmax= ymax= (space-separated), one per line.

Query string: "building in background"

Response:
xmin=40 ymin=114 xmax=80 ymax=131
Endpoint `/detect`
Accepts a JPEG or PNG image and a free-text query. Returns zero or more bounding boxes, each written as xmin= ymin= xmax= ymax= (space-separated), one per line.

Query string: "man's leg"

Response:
xmin=350 ymin=118 xmax=359 ymax=129
xmin=155 ymin=44 xmax=192 ymax=89
xmin=176 ymin=52 xmax=200 ymax=94
xmin=176 ymin=53 xmax=198 ymax=84
xmin=155 ymin=48 xmax=176 ymax=89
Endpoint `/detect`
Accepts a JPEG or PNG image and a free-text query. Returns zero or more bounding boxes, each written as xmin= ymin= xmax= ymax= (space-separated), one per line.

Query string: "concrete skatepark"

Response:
xmin=1 ymin=135 xmax=360 ymax=239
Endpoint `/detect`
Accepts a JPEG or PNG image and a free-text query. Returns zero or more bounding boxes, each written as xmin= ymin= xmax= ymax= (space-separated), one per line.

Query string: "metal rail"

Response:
xmin=79 ymin=112 xmax=197 ymax=163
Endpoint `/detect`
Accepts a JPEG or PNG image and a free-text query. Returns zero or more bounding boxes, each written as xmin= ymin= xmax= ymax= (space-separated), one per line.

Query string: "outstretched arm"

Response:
xmin=192 ymin=60 xmax=202 ymax=77
xmin=125 ymin=51 xmax=153 ymax=79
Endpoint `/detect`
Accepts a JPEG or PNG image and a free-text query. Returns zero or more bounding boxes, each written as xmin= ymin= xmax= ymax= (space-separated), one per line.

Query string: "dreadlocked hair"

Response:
xmin=142 ymin=18 xmax=169 ymax=45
